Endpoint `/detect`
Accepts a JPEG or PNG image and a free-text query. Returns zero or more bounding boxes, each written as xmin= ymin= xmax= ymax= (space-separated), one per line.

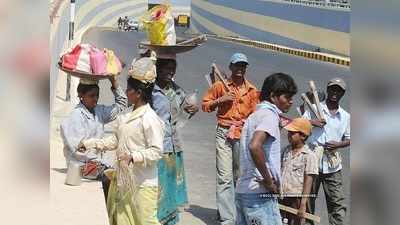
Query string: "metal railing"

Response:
xmin=282 ymin=0 xmax=351 ymax=9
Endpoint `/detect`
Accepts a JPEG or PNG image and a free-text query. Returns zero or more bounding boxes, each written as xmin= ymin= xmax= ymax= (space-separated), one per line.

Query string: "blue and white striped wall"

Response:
xmin=190 ymin=0 xmax=350 ymax=56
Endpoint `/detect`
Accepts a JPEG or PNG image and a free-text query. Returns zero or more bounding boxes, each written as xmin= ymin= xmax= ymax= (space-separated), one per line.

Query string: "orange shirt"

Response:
xmin=202 ymin=79 xmax=260 ymax=139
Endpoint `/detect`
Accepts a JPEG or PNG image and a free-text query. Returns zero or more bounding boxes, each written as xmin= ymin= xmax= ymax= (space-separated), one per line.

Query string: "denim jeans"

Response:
xmin=236 ymin=193 xmax=282 ymax=225
xmin=216 ymin=126 xmax=240 ymax=225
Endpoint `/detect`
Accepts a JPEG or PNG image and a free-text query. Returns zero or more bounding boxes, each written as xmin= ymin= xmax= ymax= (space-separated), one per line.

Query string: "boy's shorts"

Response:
xmin=235 ymin=193 xmax=282 ymax=225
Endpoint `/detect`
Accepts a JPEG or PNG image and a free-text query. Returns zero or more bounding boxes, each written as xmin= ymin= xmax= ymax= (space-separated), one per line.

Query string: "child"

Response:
xmin=60 ymin=77 xmax=127 ymax=201
xmin=280 ymin=118 xmax=318 ymax=225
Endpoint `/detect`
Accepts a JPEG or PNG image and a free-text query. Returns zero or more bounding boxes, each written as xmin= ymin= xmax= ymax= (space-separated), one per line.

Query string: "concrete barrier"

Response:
xmin=191 ymin=0 xmax=350 ymax=56
xmin=206 ymin=34 xmax=350 ymax=66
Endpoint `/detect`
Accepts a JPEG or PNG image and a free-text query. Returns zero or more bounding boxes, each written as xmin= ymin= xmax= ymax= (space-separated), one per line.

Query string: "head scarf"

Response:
xmin=128 ymin=57 xmax=156 ymax=84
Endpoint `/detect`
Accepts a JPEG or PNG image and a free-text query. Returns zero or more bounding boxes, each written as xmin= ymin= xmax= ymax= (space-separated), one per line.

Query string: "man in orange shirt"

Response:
xmin=202 ymin=53 xmax=259 ymax=225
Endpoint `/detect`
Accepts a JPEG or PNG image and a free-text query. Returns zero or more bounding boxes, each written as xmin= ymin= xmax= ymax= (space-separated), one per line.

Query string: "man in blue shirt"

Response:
xmin=236 ymin=73 xmax=298 ymax=225
xmin=152 ymin=54 xmax=199 ymax=225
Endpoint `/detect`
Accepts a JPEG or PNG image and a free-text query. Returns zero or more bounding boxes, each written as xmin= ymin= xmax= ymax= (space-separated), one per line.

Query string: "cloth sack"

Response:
xmin=90 ymin=47 xmax=107 ymax=74
xmin=105 ymin=49 xmax=122 ymax=75
xmin=61 ymin=43 xmax=92 ymax=73
xmin=142 ymin=4 xmax=176 ymax=45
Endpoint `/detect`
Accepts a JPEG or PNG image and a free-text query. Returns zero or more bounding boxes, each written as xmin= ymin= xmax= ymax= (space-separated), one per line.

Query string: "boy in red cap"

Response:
xmin=280 ymin=118 xmax=318 ymax=225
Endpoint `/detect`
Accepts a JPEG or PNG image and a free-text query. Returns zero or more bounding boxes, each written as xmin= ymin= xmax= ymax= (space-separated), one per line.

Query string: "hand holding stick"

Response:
xmin=301 ymin=93 xmax=321 ymax=120
xmin=278 ymin=204 xmax=321 ymax=223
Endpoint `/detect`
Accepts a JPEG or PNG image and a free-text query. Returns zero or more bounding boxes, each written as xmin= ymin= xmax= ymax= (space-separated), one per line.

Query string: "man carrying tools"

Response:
xmin=202 ymin=53 xmax=259 ymax=225
xmin=303 ymin=78 xmax=350 ymax=225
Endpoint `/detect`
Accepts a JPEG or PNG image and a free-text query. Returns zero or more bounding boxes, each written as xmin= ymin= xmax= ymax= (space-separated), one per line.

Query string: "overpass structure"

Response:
xmin=190 ymin=0 xmax=350 ymax=56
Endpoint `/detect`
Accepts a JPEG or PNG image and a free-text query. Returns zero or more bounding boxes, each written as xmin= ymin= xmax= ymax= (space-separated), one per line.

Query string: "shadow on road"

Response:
xmin=185 ymin=204 xmax=218 ymax=225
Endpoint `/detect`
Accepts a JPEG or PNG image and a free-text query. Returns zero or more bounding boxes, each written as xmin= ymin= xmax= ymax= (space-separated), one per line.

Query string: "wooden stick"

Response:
xmin=212 ymin=63 xmax=230 ymax=91
xmin=177 ymin=34 xmax=207 ymax=46
xmin=219 ymin=68 xmax=229 ymax=80
xmin=279 ymin=204 xmax=321 ymax=223
xmin=204 ymin=74 xmax=213 ymax=87
xmin=309 ymin=81 xmax=324 ymax=120
xmin=301 ymin=93 xmax=321 ymax=120
xmin=296 ymin=106 xmax=303 ymax=117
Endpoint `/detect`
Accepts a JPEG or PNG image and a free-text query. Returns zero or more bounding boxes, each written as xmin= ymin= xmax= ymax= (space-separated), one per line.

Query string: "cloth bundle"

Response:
xmin=141 ymin=4 xmax=176 ymax=45
xmin=61 ymin=43 xmax=122 ymax=75
xmin=128 ymin=57 xmax=157 ymax=84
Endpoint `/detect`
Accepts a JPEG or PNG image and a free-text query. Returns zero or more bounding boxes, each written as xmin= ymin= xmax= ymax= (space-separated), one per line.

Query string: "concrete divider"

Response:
xmin=206 ymin=34 xmax=350 ymax=66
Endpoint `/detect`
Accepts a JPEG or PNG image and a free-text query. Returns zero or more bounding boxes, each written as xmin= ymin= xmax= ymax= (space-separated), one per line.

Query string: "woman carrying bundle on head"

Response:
xmin=79 ymin=57 xmax=165 ymax=225
xmin=152 ymin=54 xmax=199 ymax=225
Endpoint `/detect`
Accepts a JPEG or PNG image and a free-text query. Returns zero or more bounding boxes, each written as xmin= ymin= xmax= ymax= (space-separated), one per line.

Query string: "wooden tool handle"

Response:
xmin=309 ymin=80 xmax=317 ymax=92
xmin=301 ymin=93 xmax=321 ymax=120
xmin=177 ymin=34 xmax=207 ymax=46
xmin=308 ymin=80 xmax=324 ymax=120
xmin=279 ymin=204 xmax=321 ymax=223
xmin=212 ymin=63 xmax=230 ymax=91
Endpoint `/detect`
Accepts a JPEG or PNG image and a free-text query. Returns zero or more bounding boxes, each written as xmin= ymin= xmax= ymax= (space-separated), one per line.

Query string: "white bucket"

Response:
xmin=65 ymin=161 xmax=82 ymax=186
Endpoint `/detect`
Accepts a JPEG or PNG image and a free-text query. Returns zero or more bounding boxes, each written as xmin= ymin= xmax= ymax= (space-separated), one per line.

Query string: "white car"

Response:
xmin=127 ymin=19 xmax=139 ymax=31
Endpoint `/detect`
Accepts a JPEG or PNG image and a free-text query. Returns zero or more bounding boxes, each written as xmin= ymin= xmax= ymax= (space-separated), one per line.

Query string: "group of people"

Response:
xmin=61 ymin=50 xmax=196 ymax=225
xmin=60 ymin=50 xmax=350 ymax=225
xmin=202 ymin=53 xmax=350 ymax=225
xmin=117 ymin=16 xmax=134 ymax=31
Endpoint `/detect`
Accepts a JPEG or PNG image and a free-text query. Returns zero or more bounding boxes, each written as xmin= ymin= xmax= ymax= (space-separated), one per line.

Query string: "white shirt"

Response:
xmin=303 ymin=102 xmax=350 ymax=174
xmin=84 ymin=104 xmax=165 ymax=187
xmin=60 ymin=87 xmax=127 ymax=166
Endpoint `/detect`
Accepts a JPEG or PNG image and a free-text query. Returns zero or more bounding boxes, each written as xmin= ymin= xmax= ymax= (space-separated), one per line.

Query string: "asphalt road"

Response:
xmin=82 ymin=28 xmax=351 ymax=225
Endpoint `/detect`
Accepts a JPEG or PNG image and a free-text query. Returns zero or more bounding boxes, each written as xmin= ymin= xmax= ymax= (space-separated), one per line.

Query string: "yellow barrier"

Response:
xmin=207 ymin=35 xmax=350 ymax=67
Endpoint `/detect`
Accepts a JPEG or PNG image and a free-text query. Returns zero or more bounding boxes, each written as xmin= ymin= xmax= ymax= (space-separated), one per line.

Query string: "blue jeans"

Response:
xmin=236 ymin=193 xmax=282 ymax=225
xmin=216 ymin=126 xmax=240 ymax=225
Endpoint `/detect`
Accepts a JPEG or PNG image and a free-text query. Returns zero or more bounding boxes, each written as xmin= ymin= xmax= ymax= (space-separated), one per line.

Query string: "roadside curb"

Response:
xmin=206 ymin=34 xmax=350 ymax=67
